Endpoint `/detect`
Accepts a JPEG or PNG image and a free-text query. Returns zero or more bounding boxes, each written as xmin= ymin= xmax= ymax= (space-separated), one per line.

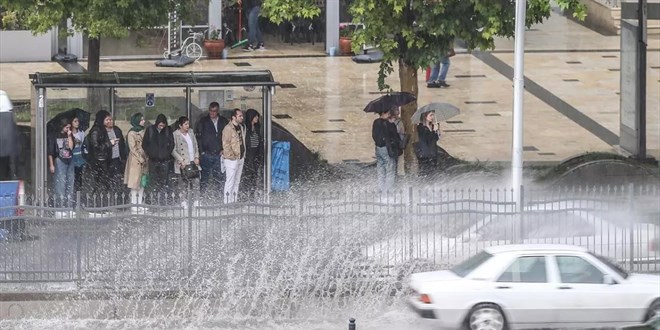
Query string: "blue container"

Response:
xmin=271 ymin=141 xmax=290 ymax=191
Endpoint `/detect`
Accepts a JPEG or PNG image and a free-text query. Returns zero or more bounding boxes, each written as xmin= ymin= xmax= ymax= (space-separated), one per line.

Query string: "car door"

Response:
xmin=551 ymin=254 xmax=636 ymax=326
xmin=492 ymin=255 xmax=558 ymax=327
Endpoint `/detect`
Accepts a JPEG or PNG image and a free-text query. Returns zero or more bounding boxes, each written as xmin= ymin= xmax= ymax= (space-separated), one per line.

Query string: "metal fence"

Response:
xmin=0 ymin=184 xmax=658 ymax=287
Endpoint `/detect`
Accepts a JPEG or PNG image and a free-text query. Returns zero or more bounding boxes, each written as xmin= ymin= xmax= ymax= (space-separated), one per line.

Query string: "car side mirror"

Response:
xmin=603 ymin=274 xmax=616 ymax=285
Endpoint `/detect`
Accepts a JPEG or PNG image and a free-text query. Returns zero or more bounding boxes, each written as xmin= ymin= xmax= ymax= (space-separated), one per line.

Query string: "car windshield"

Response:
xmin=590 ymin=252 xmax=629 ymax=279
xmin=451 ymin=251 xmax=493 ymax=277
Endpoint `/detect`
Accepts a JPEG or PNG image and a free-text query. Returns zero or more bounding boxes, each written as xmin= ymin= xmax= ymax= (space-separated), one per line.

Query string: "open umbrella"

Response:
xmin=411 ymin=102 xmax=460 ymax=123
xmin=46 ymin=108 xmax=91 ymax=136
xmin=363 ymin=92 xmax=416 ymax=114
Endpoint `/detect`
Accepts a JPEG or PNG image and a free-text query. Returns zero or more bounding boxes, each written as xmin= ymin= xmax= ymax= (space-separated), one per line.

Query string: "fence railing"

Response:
xmin=0 ymin=184 xmax=658 ymax=287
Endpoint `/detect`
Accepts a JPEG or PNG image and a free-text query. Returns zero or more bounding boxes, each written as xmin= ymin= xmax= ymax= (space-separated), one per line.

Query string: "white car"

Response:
xmin=408 ymin=244 xmax=660 ymax=330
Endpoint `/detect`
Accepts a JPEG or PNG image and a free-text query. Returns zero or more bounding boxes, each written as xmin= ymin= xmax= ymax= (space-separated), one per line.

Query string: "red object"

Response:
xmin=425 ymin=67 xmax=431 ymax=81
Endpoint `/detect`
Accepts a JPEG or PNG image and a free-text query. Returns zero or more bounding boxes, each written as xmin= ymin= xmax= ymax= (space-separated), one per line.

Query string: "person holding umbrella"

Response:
xmin=71 ymin=116 xmax=87 ymax=195
xmin=372 ymin=110 xmax=400 ymax=191
xmin=415 ymin=111 xmax=441 ymax=177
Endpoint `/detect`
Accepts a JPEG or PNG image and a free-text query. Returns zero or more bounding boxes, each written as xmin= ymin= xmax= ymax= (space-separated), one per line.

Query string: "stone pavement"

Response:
xmin=0 ymin=11 xmax=658 ymax=164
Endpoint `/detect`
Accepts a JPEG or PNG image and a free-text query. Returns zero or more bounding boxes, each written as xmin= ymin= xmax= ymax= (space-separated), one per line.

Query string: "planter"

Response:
xmin=339 ymin=37 xmax=353 ymax=55
xmin=203 ymin=39 xmax=225 ymax=59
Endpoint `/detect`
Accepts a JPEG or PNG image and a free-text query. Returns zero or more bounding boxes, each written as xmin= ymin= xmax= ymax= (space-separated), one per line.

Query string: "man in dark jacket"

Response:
xmin=85 ymin=110 xmax=127 ymax=205
xmin=142 ymin=114 xmax=174 ymax=197
xmin=195 ymin=102 xmax=229 ymax=195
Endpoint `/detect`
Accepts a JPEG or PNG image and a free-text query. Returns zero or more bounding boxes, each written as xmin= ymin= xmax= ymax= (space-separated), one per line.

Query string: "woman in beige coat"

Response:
xmin=172 ymin=116 xmax=201 ymax=205
xmin=124 ymin=113 xmax=147 ymax=212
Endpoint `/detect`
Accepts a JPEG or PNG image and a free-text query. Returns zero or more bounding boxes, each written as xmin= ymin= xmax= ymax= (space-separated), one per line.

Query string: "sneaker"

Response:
xmin=242 ymin=44 xmax=255 ymax=52
xmin=438 ymin=81 xmax=450 ymax=88
xmin=256 ymin=43 xmax=266 ymax=51
xmin=427 ymin=82 xmax=441 ymax=88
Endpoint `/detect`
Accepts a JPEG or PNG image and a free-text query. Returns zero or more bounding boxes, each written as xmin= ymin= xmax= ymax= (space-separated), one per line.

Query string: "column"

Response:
xmin=326 ymin=0 xmax=340 ymax=54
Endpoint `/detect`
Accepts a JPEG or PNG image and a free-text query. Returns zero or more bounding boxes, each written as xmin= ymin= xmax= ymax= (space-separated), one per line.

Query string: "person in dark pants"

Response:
xmin=142 ymin=114 xmax=175 ymax=201
xmin=85 ymin=110 xmax=127 ymax=207
xmin=195 ymin=102 xmax=229 ymax=197
xmin=242 ymin=0 xmax=264 ymax=51
xmin=416 ymin=111 xmax=440 ymax=177
xmin=242 ymin=109 xmax=263 ymax=201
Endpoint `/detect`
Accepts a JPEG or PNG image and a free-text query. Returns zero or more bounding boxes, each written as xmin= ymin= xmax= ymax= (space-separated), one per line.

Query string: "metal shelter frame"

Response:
xmin=29 ymin=70 xmax=278 ymax=203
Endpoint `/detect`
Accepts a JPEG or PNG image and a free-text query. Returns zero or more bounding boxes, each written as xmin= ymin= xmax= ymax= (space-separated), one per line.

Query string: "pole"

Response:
xmin=263 ymin=87 xmax=273 ymax=203
xmin=636 ymin=0 xmax=647 ymax=160
xmin=512 ymin=0 xmax=527 ymax=211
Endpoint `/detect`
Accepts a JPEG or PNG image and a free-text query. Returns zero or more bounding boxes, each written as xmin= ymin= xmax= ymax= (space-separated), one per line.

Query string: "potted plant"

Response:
xmin=339 ymin=23 xmax=354 ymax=55
xmin=204 ymin=26 xmax=225 ymax=59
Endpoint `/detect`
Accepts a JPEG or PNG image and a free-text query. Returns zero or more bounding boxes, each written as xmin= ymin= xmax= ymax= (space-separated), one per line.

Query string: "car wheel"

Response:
xmin=646 ymin=299 xmax=660 ymax=322
xmin=466 ymin=303 xmax=506 ymax=330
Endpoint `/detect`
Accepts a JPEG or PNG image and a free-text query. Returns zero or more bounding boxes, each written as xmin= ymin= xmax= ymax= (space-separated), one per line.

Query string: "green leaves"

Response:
xmin=261 ymin=0 xmax=321 ymax=25
xmin=343 ymin=0 xmax=588 ymax=91
xmin=0 ymin=0 xmax=197 ymax=38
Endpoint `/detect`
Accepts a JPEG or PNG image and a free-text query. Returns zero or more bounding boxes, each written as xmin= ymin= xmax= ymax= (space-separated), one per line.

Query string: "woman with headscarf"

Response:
xmin=47 ymin=117 xmax=74 ymax=210
xmin=124 ymin=113 xmax=147 ymax=212
xmin=86 ymin=110 xmax=127 ymax=206
xmin=242 ymin=109 xmax=263 ymax=200
xmin=415 ymin=110 xmax=440 ymax=177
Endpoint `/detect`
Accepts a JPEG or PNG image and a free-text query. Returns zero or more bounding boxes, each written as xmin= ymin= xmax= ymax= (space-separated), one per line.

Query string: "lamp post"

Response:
xmin=512 ymin=0 xmax=527 ymax=241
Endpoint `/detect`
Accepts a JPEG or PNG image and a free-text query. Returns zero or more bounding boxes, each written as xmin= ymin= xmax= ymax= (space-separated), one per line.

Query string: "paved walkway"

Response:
xmin=1 ymin=11 xmax=658 ymax=164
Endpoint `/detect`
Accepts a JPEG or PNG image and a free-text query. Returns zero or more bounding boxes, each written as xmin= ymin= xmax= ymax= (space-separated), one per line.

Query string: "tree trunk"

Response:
xmin=86 ymin=37 xmax=105 ymax=111
xmin=87 ymin=37 xmax=100 ymax=73
xmin=398 ymin=59 xmax=419 ymax=175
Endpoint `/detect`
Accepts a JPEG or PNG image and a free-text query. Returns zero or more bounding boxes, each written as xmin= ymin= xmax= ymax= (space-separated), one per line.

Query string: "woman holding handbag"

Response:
xmin=124 ymin=113 xmax=147 ymax=213
xmin=172 ymin=116 xmax=201 ymax=206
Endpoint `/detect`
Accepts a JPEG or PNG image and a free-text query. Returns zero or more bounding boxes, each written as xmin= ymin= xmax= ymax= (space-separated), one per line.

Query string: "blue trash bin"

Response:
xmin=271 ymin=141 xmax=290 ymax=191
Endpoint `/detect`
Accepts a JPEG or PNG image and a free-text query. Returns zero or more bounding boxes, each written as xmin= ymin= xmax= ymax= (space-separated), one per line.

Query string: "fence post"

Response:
xmin=408 ymin=186 xmax=414 ymax=261
xmin=75 ymin=191 xmax=82 ymax=287
xmin=348 ymin=318 xmax=356 ymax=330
xmin=187 ymin=189 xmax=193 ymax=282
xmin=628 ymin=183 xmax=635 ymax=272
xmin=519 ymin=185 xmax=525 ymax=243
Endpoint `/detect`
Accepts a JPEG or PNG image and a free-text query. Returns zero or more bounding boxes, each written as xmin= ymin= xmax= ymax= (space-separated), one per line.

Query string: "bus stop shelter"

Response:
xmin=29 ymin=70 xmax=278 ymax=202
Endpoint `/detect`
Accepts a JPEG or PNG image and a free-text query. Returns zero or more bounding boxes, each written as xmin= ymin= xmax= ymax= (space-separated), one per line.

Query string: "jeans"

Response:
xmin=375 ymin=146 xmax=396 ymax=191
xmin=200 ymin=154 xmax=224 ymax=194
xmin=428 ymin=56 xmax=450 ymax=82
xmin=224 ymin=158 xmax=244 ymax=204
xmin=248 ymin=6 xmax=263 ymax=46
xmin=54 ymin=158 xmax=75 ymax=207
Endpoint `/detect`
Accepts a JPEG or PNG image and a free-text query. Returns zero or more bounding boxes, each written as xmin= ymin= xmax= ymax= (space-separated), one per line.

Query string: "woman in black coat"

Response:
xmin=416 ymin=111 xmax=440 ymax=178
xmin=242 ymin=109 xmax=264 ymax=200
xmin=84 ymin=110 xmax=126 ymax=205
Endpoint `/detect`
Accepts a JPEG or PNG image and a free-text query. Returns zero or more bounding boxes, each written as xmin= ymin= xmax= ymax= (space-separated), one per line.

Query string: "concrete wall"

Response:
xmin=0 ymin=30 xmax=55 ymax=62
xmin=578 ymin=0 xmax=620 ymax=36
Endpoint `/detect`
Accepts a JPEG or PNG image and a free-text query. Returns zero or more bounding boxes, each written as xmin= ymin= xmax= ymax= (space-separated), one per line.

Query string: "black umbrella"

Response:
xmin=363 ymin=92 xmax=416 ymax=114
xmin=46 ymin=108 xmax=91 ymax=135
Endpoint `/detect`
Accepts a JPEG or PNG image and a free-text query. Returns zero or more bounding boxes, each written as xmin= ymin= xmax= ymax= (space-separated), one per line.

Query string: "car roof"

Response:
xmin=484 ymin=244 xmax=588 ymax=255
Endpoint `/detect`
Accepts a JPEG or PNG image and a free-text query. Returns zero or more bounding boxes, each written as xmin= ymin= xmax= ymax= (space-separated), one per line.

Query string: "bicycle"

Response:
xmin=163 ymin=29 xmax=205 ymax=61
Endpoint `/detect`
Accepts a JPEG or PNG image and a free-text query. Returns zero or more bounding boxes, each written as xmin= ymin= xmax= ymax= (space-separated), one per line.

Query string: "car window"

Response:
xmin=497 ymin=256 xmax=547 ymax=283
xmin=589 ymin=252 xmax=629 ymax=279
xmin=556 ymin=256 xmax=604 ymax=284
xmin=451 ymin=251 xmax=493 ymax=277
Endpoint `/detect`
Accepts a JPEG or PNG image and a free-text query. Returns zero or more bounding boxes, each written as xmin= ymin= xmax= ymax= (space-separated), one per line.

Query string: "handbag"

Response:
xmin=140 ymin=174 xmax=149 ymax=188
xmin=182 ymin=162 xmax=200 ymax=180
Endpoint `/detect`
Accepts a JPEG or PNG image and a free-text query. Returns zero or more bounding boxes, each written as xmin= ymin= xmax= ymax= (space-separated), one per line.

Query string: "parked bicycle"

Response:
xmin=163 ymin=29 xmax=205 ymax=61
